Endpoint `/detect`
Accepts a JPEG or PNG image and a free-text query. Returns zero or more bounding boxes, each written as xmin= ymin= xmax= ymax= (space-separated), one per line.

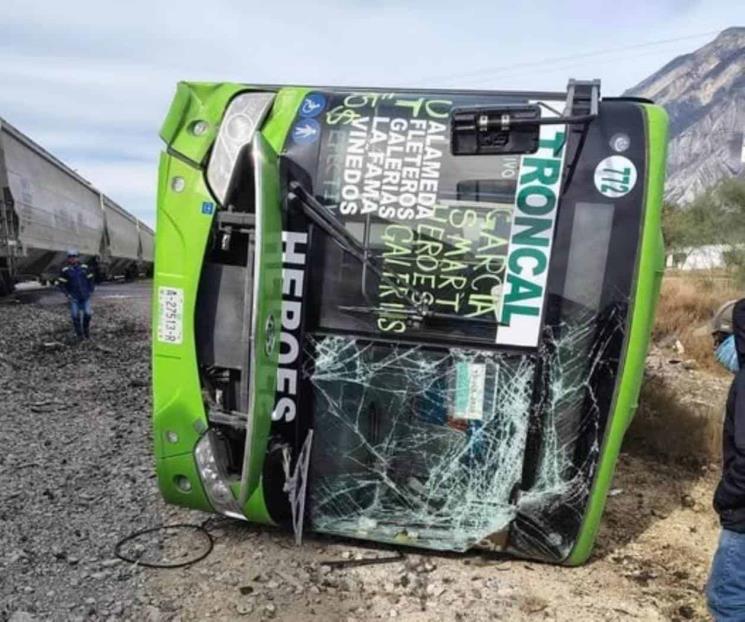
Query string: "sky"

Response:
xmin=1 ymin=0 xmax=743 ymax=228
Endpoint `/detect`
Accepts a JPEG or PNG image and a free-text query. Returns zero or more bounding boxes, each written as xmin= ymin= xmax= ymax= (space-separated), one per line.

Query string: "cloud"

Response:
xmin=0 ymin=0 xmax=735 ymax=230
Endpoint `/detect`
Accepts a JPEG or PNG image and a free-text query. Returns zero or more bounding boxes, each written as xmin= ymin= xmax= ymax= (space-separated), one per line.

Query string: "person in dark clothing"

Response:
xmin=57 ymin=249 xmax=95 ymax=339
xmin=707 ymin=298 xmax=745 ymax=621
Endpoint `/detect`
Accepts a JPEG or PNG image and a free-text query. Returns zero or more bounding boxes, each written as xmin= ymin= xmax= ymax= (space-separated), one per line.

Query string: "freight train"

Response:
xmin=0 ymin=118 xmax=154 ymax=296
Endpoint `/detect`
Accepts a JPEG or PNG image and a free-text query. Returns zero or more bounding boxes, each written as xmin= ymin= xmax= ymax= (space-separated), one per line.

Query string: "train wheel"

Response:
xmin=0 ymin=272 xmax=15 ymax=297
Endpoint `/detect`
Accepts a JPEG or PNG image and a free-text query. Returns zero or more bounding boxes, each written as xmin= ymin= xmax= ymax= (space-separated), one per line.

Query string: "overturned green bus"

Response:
xmin=152 ymin=80 xmax=667 ymax=564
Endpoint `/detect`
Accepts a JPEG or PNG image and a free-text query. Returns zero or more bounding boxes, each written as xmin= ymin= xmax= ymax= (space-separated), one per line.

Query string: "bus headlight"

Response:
xmin=206 ymin=91 xmax=275 ymax=206
xmin=194 ymin=432 xmax=244 ymax=519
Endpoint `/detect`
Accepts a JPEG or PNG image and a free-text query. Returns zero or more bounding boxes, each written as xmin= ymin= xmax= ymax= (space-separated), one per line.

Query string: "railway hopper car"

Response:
xmin=101 ymin=195 xmax=141 ymax=280
xmin=0 ymin=118 xmax=153 ymax=294
xmin=139 ymin=222 xmax=155 ymax=276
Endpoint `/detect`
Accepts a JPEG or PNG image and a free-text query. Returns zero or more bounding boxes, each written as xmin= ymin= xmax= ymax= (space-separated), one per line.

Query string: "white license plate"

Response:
xmin=157 ymin=286 xmax=184 ymax=345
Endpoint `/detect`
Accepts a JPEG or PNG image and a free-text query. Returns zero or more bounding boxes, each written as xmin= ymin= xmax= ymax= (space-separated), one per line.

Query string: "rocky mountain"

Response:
xmin=626 ymin=27 xmax=745 ymax=203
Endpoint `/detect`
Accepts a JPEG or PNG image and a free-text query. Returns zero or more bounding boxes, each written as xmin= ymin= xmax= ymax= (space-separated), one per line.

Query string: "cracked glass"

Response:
xmin=306 ymin=300 xmax=626 ymax=557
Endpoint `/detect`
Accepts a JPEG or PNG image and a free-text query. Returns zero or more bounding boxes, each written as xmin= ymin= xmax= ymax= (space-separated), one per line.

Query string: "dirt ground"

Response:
xmin=0 ymin=283 xmax=726 ymax=621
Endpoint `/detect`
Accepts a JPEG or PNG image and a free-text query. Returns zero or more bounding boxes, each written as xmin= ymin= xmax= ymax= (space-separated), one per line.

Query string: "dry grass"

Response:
xmin=624 ymin=271 xmax=740 ymax=463
xmin=653 ymin=272 xmax=741 ymax=373
xmin=628 ymin=376 xmax=725 ymax=464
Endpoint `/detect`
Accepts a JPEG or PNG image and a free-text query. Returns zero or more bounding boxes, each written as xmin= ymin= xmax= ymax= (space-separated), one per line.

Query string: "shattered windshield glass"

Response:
xmin=308 ymin=337 xmax=534 ymax=551
xmin=307 ymin=302 xmax=626 ymax=555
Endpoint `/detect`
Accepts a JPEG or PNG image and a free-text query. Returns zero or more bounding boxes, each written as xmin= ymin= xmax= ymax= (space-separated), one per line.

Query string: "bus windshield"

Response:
xmin=281 ymin=87 xmax=647 ymax=558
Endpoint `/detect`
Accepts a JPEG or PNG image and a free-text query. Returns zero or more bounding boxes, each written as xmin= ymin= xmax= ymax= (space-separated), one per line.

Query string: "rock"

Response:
xmin=681 ymin=494 xmax=696 ymax=509
xmin=9 ymin=550 xmax=29 ymax=563
xmin=426 ymin=583 xmax=446 ymax=598
xmin=627 ymin=29 xmax=745 ymax=203
xmin=497 ymin=586 xmax=516 ymax=599
xmin=678 ymin=604 xmax=695 ymax=619
xmin=41 ymin=341 xmax=65 ymax=351
xmin=9 ymin=612 xmax=37 ymax=622
xmin=520 ymin=595 xmax=549 ymax=614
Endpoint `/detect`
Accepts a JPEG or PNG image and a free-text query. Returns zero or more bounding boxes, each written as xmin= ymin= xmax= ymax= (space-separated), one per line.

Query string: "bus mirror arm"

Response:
xmin=503 ymin=79 xmax=600 ymax=127
xmin=450 ymin=81 xmax=599 ymax=157
xmin=287 ymin=182 xmax=431 ymax=325
xmin=287 ymin=182 xmax=508 ymax=329
xmin=503 ymin=112 xmax=596 ymax=127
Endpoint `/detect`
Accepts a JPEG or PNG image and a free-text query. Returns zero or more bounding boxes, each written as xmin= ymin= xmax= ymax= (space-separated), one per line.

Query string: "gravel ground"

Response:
xmin=0 ymin=284 xmax=190 ymax=621
xmin=0 ymin=284 xmax=724 ymax=621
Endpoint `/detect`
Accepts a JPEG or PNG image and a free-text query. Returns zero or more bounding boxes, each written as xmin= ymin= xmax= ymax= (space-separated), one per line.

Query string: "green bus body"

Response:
xmin=153 ymin=81 xmax=667 ymax=564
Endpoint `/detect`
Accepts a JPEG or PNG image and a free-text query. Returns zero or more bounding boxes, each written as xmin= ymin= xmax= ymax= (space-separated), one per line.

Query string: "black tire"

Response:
xmin=124 ymin=265 xmax=136 ymax=281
